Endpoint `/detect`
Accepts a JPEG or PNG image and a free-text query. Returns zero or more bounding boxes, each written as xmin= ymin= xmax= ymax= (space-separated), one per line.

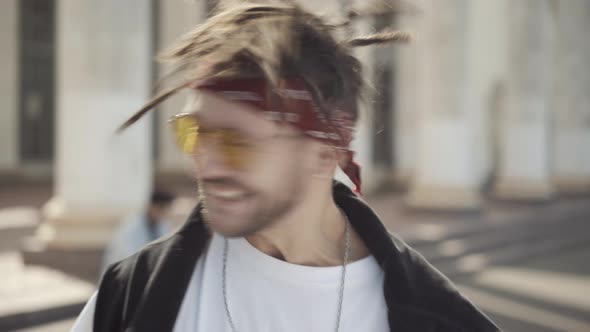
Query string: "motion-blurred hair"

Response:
xmin=119 ymin=0 xmax=410 ymax=131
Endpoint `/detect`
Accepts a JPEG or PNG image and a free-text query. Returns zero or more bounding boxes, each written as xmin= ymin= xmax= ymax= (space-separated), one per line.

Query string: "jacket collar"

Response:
xmin=332 ymin=182 xmax=416 ymax=304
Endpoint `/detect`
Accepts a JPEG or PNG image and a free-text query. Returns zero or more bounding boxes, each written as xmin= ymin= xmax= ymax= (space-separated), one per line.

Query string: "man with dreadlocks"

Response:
xmin=71 ymin=2 xmax=499 ymax=332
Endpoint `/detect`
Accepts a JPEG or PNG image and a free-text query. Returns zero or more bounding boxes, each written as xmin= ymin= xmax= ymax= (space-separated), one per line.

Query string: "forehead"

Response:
xmin=184 ymin=90 xmax=276 ymax=132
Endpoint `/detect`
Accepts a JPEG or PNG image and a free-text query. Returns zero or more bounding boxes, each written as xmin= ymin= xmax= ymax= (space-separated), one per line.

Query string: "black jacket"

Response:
xmin=94 ymin=182 xmax=500 ymax=331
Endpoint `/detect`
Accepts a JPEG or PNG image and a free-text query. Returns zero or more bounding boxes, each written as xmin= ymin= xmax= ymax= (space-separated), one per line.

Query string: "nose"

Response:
xmin=198 ymin=130 xmax=252 ymax=171
xmin=193 ymin=138 xmax=242 ymax=179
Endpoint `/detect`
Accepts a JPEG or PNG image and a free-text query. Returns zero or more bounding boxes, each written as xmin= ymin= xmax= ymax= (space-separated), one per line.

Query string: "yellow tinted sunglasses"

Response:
xmin=169 ymin=114 xmax=253 ymax=169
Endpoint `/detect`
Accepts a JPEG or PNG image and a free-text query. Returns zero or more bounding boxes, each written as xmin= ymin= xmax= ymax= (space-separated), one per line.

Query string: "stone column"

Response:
xmin=493 ymin=0 xmax=555 ymax=200
xmin=552 ymin=0 xmax=590 ymax=193
xmin=392 ymin=14 xmax=418 ymax=188
xmin=320 ymin=0 xmax=379 ymax=193
xmin=467 ymin=0 xmax=510 ymax=189
xmin=156 ymin=0 xmax=206 ymax=174
xmin=406 ymin=0 xmax=481 ymax=210
xmin=349 ymin=11 xmax=379 ymax=193
xmin=0 ymin=0 xmax=19 ymax=172
xmin=24 ymin=0 xmax=153 ymax=281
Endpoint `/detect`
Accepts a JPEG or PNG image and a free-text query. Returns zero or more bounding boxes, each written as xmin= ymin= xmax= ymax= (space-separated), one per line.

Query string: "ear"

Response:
xmin=312 ymin=144 xmax=339 ymax=178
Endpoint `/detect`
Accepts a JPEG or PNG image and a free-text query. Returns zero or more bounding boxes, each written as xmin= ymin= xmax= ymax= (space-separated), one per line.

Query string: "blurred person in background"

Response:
xmin=71 ymin=2 xmax=499 ymax=332
xmin=101 ymin=189 xmax=176 ymax=270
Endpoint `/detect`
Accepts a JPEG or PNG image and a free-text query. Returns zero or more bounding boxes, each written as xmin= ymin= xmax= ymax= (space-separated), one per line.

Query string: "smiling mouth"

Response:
xmin=207 ymin=189 xmax=248 ymax=201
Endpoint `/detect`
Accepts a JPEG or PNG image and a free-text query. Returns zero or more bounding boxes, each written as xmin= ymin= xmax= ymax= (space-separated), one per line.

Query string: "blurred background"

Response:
xmin=1 ymin=0 xmax=589 ymax=331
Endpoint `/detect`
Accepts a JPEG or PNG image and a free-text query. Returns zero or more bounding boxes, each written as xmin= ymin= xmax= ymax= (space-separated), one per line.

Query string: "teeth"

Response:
xmin=212 ymin=191 xmax=245 ymax=199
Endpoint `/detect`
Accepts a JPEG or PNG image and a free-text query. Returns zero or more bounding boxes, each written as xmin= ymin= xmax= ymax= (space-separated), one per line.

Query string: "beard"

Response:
xmin=198 ymin=174 xmax=304 ymax=237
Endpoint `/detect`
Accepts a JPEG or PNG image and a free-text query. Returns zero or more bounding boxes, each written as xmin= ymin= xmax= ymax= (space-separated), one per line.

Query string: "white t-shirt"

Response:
xmin=71 ymin=233 xmax=389 ymax=332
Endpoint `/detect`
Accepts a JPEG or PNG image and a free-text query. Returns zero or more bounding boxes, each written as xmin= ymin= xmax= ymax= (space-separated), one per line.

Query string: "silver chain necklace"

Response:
xmin=222 ymin=214 xmax=351 ymax=332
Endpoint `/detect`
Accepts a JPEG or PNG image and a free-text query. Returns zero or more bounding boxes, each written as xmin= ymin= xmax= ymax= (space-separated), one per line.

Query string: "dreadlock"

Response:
xmin=119 ymin=1 xmax=410 ymax=131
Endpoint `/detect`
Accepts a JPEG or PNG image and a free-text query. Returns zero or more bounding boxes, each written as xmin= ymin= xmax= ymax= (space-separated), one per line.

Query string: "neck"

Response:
xmin=245 ymin=183 xmax=368 ymax=267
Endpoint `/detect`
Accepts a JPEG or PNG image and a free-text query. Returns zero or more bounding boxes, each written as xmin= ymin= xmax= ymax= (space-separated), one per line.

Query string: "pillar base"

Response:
xmin=493 ymin=178 xmax=554 ymax=201
xmin=21 ymin=197 xmax=127 ymax=282
xmin=553 ymin=176 xmax=590 ymax=194
xmin=37 ymin=196 xmax=126 ymax=249
xmin=21 ymin=238 xmax=103 ymax=284
xmin=406 ymin=184 xmax=481 ymax=211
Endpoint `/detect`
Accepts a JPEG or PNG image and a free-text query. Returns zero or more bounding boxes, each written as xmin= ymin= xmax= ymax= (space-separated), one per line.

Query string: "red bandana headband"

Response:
xmin=192 ymin=78 xmax=362 ymax=194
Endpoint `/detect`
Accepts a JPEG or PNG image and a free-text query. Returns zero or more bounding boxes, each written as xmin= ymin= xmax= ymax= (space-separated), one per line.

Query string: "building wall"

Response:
xmin=0 ymin=0 xmax=19 ymax=171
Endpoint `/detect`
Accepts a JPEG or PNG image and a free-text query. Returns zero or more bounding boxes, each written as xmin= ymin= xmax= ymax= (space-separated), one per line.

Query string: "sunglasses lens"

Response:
xmin=173 ymin=116 xmax=199 ymax=154
xmin=221 ymin=131 xmax=247 ymax=169
xmin=171 ymin=116 xmax=250 ymax=169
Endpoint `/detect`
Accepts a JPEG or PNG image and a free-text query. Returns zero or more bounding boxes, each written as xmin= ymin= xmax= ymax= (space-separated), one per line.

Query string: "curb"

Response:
xmin=0 ymin=302 xmax=85 ymax=332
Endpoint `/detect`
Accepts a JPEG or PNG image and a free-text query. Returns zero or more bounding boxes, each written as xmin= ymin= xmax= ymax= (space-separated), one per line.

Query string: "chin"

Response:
xmin=203 ymin=209 xmax=260 ymax=238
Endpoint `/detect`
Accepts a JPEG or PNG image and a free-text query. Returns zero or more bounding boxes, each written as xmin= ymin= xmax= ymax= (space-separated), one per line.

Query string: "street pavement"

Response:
xmin=13 ymin=318 xmax=76 ymax=332
xmin=459 ymin=244 xmax=590 ymax=332
xmin=1 ymin=182 xmax=589 ymax=332
xmin=394 ymin=198 xmax=590 ymax=332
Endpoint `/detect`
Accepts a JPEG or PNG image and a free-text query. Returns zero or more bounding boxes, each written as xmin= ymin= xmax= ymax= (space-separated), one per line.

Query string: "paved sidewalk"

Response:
xmin=0 ymin=252 xmax=93 ymax=332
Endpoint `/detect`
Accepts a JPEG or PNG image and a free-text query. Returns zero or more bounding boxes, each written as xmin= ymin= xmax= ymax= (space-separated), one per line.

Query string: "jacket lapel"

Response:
xmin=334 ymin=182 xmax=499 ymax=332
xmin=128 ymin=204 xmax=211 ymax=332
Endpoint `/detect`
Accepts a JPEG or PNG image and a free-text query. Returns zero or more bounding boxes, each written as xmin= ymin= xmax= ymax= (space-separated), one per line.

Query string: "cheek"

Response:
xmin=247 ymin=149 xmax=306 ymax=189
